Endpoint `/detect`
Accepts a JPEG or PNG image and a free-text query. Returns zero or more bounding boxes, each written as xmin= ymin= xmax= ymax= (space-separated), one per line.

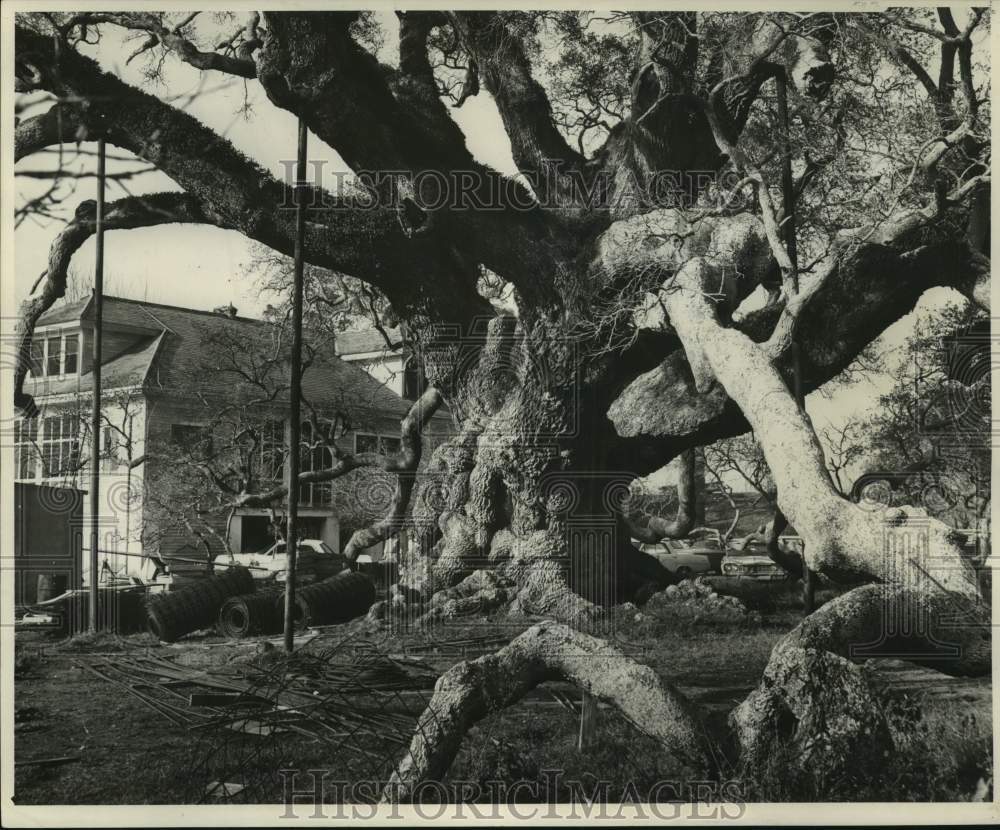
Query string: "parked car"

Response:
xmin=633 ymin=528 xmax=725 ymax=578
xmin=720 ymin=551 xmax=790 ymax=581
xmin=227 ymin=539 xmax=347 ymax=584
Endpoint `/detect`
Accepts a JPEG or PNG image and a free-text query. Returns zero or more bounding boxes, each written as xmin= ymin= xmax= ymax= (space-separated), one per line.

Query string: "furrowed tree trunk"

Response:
xmin=401 ymin=313 xmax=650 ymax=622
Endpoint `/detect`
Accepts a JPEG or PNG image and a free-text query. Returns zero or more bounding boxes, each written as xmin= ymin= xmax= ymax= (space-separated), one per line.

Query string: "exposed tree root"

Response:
xmin=380 ymin=580 xmax=990 ymax=800
xmin=731 ymin=645 xmax=892 ymax=781
xmin=382 ymin=620 xmax=713 ymax=802
xmin=731 ymin=582 xmax=990 ymax=783
xmin=778 ymin=583 xmax=991 ymax=678
xmin=418 ymin=569 xmax=512 ymax=624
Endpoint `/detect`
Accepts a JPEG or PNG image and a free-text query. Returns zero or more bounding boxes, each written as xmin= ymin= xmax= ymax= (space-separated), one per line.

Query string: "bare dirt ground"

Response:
xmin=12 ymin=584 xmax=993 ymax=805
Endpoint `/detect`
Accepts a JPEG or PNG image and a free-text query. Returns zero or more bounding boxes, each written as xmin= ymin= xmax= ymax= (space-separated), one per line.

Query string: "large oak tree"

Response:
xmin=12 ymin=9 xmax=992 ymax=781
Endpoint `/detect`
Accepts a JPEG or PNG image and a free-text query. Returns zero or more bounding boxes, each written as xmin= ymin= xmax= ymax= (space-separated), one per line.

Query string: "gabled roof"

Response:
xmin=25 ymin=330 xmax=164 ymax=398
xmin=334 ymin=327 xmax=402 ymax=356
xmin=31 ymin=296 xmax=412 ymax=422
xmin=36 ymin=294 xmax=92 ymax=326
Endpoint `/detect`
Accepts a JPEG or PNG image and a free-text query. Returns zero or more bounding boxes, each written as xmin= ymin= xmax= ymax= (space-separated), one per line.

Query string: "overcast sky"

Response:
xmin=13 ymin=12 xmax=966 ymax=489
xmin=14 ymin=13 xmax=516 ymax=316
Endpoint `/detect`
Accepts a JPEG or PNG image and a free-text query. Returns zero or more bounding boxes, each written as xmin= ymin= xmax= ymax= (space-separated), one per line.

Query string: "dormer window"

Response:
xmin=46 ymin=335 xmax=62 ymax=375
xmin=30 ymin=331 xmax=79 ymax=378
xmin=64 ymin=334 xmax=79 ymax=374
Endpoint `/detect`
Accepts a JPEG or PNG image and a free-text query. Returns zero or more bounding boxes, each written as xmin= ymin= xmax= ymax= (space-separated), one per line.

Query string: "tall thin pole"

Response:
xmin=776 ymin=74 xmax=814 ymax=614
xmin=775 ymin=74 xmax=802 ymax=408
xmin=88 ymin=137 xmax=106 ymax=633
xmin=283 ymin=120 xmax=308 ymax=653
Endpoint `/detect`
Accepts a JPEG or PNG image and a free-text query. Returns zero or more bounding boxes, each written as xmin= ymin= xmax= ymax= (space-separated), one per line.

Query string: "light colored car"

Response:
xmin=228 ymin=539 xmax=347 ymax=584
xmin=634 ymin=528 xmax=725 ymax=578
xmin=720 ymin=551 xmax=789 ymax=581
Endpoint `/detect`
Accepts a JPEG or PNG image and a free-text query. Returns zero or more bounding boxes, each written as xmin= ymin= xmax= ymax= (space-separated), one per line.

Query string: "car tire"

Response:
xmin=675 ymin=566 xmax=692 ymax=579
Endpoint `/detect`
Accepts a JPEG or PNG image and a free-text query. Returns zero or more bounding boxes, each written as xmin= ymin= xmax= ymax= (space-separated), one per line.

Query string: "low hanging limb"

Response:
xmin=732 ymin=580 xmax=989 ymax=768
xmin=382 ymin=621 xmax=713 ymax=802
xmin=623 ymin=448 xmax=697 ymax=542
xmin=14 ymin=192 xmax=220 ymax=416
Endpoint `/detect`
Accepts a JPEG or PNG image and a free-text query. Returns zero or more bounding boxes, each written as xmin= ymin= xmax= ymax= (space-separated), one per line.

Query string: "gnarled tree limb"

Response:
xmin=449 ymin=12 xmax=586 ymax=204
xmin=660 ymin=252 xmax=981 ymax=600
xmin=383 ymin=620 xmax=712 ymax=801
xmin=14 ymin=192 xmax=220 ymax=415
xmin=15 ymin=105 xmax=86 ymax=161
xmin=624 ymin=448 xmax=697 ymax=541
xmin=58 ymin=12 xmax=257 ymax=77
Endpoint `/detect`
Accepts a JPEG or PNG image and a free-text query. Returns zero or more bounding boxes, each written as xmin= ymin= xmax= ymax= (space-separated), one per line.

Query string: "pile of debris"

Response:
xmin=636 ymin=577 xmax=758 ymax=625
xmin=76 ymin=643 xmax=439 ymax=802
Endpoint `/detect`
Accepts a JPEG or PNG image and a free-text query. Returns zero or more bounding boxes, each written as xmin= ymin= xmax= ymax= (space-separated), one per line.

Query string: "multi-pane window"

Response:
xmin=46 ymin=336 xmax=62 ymax=375
xmin=64 ymin=334 xmax=79 ymax=374
xmin=300 ymin=420 xmax=334 ymax=506
xmin=39 ymin=414 xmax=82 ymax=480
xmin=14 ymin=418 xmax=39 ymax=481
xmin=355 ymin=433 xmax=402 ymax=455
xmin=258 ymin=420 xmax=285 ymax=483
xmin=28 ymin=331 xmax=80 ymax=378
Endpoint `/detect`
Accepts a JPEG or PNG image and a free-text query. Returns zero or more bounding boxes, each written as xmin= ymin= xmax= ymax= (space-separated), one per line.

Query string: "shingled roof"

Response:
xmin=31 ymin=296 xmax=412 ymax=422
xmin=334 ymin=327 xmax=402 ymax=356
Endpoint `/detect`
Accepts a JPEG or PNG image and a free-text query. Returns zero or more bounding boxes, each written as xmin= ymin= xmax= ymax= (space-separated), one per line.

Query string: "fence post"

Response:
xmin=577 ymin=691 xmax=598 ymax=751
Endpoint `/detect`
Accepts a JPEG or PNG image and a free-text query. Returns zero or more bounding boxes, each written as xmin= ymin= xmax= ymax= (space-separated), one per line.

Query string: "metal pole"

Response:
xmin=88 ymin=137 xmax=106 ymax=633
xmin=283 ymin=119 xmax=308 ymax=653
xmin=776 ymin=74 xmax=816 ymax=614
xmin=775 ymin=73 xmax=802 ymax=408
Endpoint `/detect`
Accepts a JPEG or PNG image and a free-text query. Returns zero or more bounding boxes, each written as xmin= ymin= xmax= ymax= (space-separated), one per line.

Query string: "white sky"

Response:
xmin=13 ymin=14 xmax=516 ymax=315
xmin=12 ymin=13 xmax=971 ymax=489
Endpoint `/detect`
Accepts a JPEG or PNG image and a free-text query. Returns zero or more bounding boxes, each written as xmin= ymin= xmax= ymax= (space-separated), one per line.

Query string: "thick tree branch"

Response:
xmin=15 ymin=24 xmax=400 ymax=278
xmin=383 ymin=621 xmax=712 ymax=801
xmin=343 ymin=387 xmax=443 ymax=560
xmin=14 ymin=192 xmax=219 ymax=415
xmin=15 ymin=105 xmax=86 ymax=161
xmin=706 ymin=14 xmax=835 ymax=141
xmin=258 ymin=12 xmax=463 ymax=174
xmin=606 ymin=198 xmax=990 ymax=473
xmin=449 ymin=12 xmax=586 ymax=204
xmin=660 ymin=254 xmax=981 ymax=600
xmin=624 ymin=448 xmax=697 ymax=542
xmin=252 ymin=14 xmax=563 ymax=306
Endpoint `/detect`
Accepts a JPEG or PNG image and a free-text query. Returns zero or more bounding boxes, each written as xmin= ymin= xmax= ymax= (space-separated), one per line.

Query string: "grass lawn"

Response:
xmin=12 ymin=581 xmax=993 ymax=805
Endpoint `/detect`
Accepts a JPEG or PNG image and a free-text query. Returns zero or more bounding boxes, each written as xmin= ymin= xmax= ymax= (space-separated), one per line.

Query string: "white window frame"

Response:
xmin=31 ymin=328 xmax=81 ymax=379
xmin=14 ymin=418 xmax=40 ymax=482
